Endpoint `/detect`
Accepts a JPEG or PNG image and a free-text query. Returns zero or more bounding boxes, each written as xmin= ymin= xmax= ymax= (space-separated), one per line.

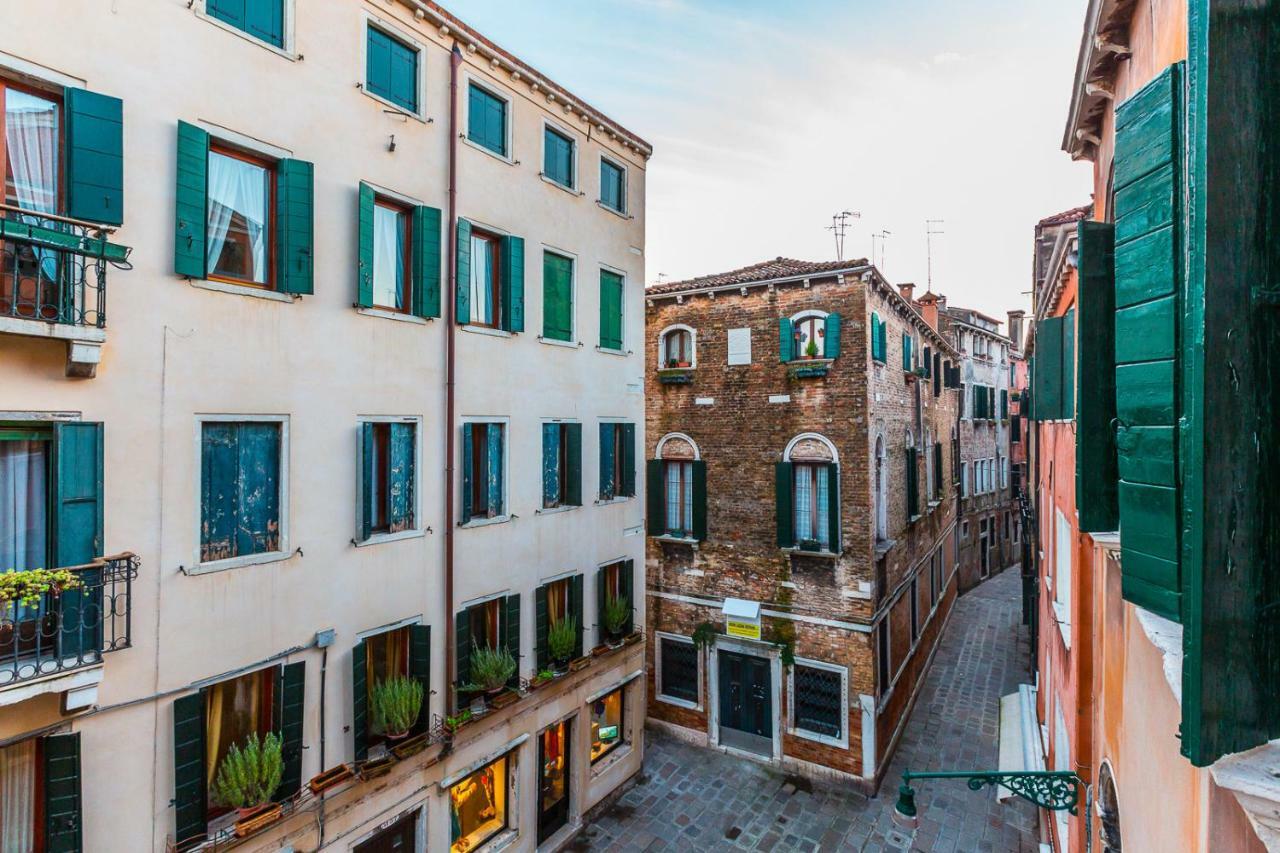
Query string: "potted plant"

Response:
xmin=460 ymin=644 xmax=518 ymax=698
xmin=0 ymin=568 xmax=83 ymax=607
xmin=547 ymin=614 xmax=577 ymax=673
xmin=529 ymin=668 xmax=555 ymax=689
xmin=370 ymin=676 xmax=424 ymax=742
xmin=444 ymin=709 xmax=473 ymax=733
xmin=211 ymin=732 xmax=284 ymax=832
xmin=804 ymin=338 xmax=821 ymax=360
xmin=602 ymin=594 xmax=629 ymax=646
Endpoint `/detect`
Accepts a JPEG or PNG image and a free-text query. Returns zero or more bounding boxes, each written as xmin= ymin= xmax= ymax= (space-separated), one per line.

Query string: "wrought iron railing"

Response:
xmin=0 ymin=553 xmax=138 ymax=688
xmin=0 ymin=204 xmax=131 ymax=329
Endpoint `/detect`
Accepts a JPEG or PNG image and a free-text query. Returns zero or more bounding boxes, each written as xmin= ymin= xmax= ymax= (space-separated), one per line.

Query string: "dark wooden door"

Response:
xmin=354 ymin=808 xmax=418 ymax=853
xmin=718 ymin=651 xmax=771 ymax=737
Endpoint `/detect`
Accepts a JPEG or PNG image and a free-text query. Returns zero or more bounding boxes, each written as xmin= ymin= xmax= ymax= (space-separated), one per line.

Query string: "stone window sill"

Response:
xmin=783 ymin=547 xmax=839 ymax=560
xmin=459 ymin=514 xmax=512 ymax=529
xmin=653 ymin=534 xmax=699 ymax=547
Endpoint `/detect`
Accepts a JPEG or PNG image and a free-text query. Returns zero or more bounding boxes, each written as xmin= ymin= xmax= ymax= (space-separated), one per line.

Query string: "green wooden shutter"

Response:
xmin=276 ymin=159 xmax=314 ymax=295
xmin=486 ymin=424 xmax=504 ymax=516
xmin=542 ymin=251 xmax=573 ymax=341
xmin=621 ymin=560 xmax=635 ymax=634
xmin=595 ymin=566 xmax=607 ymax=644
xmin=646 ymin=459 xmax=664 ymax=535
xmin=173 ymin=692 xmax=207 ymax=849
xmin=775 ymin=462 xmax=794 ymax=547
xmin=933 ymin=353 xmax=942 ymax=397
xmin=356 ymin=183 xmax=375 ymax=307
xmin=352 ymin=640 xmax=369 ymax=761
xmin=1114 ymin=63 xmax=1184 ymax=622
xmin=824 ymin=313 xmax=842 ymax=359
xmin=906 ymin=448 xmax=918 ymax=519
xmin=54 ymin=422 xmax=104 ymax=659
xmin=412 ymin=205 xmax=442 ymax=318
xmin=43 ymin=733 xmax=82 ymax=853
xmin=504 ymin=594 xmax=521 ymax=686
xmin=174 ymin=121 xmax=209 ymax=278
xmin=1076 ymin=221 xmax=1120 ymax=533
xmin=923 ymin=346 xmax=932 ymax=378
xmin=566 ymin=423 xmax=582 ymax=506
xmin=460 ymin=424 xmax=473 ymax=521
xmin=1061 ymin=308 xmax=1076 ymax=419
xmin=455 ymin=218 xmax=472 ymax=324
xmin=778 ymin=318 xmax=794 ymax=363
xmin=535 ymin=584 xmax=549 ymax=669
xmin=621 ymin=423 xmax=636 ymax=497
xmin=600 ymin=270 xmax=624 ymax=350
xmin=235 ymin=424 xmax=280 ymax=558
xmin=571 ymin=574 xmax=584 ymax=656
xmin=359 ymin=422 xmax=374 ymax=541
xmin=870 ymin=312 xmax=881 ymax=362
xmin=599 ymin=423 xmax=615 ymax=499
xmin=388 ymin=422 xmax=414 ymax=531
xmin=934 ymin=443 xmax=944 ymax=497
xmin=827 ymin=463 xmax=841 ymax=552
xmin=691 ymin=460 xmax=707 ymax=541
xmin=1000 ymin=389 xmax=1009 ymax=420
xmin=901 ymin=333 xmax=911 ymax=370
xmin=276 ymin=661 xmax=305 ymax=799
xmin=1035 ymin=316 xmax=1065 ymax=419
xmin=65 ymin=88 xmax=123 ymax=226
xmin=408 ymin=624 xmax=430 ymax=736
xmin=454 ymin=610 xmax=471 ymax=691
xmin=542 ymin=423 xmax=559 ymax=507
xmin=502 ymin=235 xmax=525 ymax=332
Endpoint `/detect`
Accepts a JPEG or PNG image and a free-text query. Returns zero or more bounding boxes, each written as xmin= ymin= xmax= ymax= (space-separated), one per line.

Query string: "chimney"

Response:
xmin=1007 ymin=310 xmax=1025 ymax=349
xmin=916 ymin=292 xmax=940 ymax=331
xmin=898 ymin=282 xmax=915 ymax=302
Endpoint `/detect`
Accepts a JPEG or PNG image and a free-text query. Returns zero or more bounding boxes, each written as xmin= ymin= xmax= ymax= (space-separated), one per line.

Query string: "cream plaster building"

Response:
xmin=0 ymin=1 xmax=649 ymax=850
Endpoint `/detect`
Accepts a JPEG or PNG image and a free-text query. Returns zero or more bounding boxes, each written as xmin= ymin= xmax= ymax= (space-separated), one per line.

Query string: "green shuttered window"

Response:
xmin=207 ymin=0 xmax=284 ymax=47
xmin=542 ymin=251 xmax=573 ymax=341
xmin=200 ymin=421 xmax=283 ymax=563
xmin=360 ymin=420 xmax=416 ymax=541
xmin=596 ymin=560 xmax=635 ymax=643
xmin=356 ymin=183 xmax=441 ymax=317
xmin=462 ymin=422 xmax=505 ymax=521
xmin=1030 ymin=312 xmax=1074 ymax=422
xmin=536 ymin=575 xmax=584 ymax=668
xmin=542 ymin=422 xmax=582 ymax=508
xmin=775 ymin=461 xmax=840 ymax=552
xmin=647 ymin=458 xmax=705 ymax=540
xmin=543 ymin=125 xmax=575 ymax=188
xmin=352 ymin=624 xmax=430 ymax=760
xmin=598 ymin=423 xmax=636 ymax=500
xmin=366 ymin=25 xmax=418 ymax=114
xmin=599 ymin=269 xmax=625 ymax=350
xmin=905 ymin=447 xmax=919 ymax=520
xmin=600 ymin=158 xmax=626 ymax=213
xmin=454 ymin=220 xmax=522 ymax=331
xmin=1075 ymin=221 xmax=1120 ymax=532
xmin=901 ymin=333 xmax=913 ymax=371
xmin=468 ymin=83 xmax=508 ymax=157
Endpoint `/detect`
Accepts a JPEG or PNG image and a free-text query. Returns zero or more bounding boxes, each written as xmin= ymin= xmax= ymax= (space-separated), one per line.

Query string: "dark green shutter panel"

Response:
xmin=542 ymin=423 xmax=559 ymax=507
xmin=412 ymin=205 xmax=442 ymax=318
xmin=824 ymin=313 xmax=842 ymax=359
xmin=173 ymin=692 xmax=207 ymax=849
xmin=276 ymin=158 xmax=314 ymax=295
xmin=775 ymin=462 xmax=794 ymax=547
xmin=599 ymin=423 xmax=615 ymax=499
xmin=571 ymin=574 xmax=584 ymax=657
xmin=600 ymin=270 xmax=624 ymax=350
xmin=504 ymin=594 xmax=521 ymax=686
xmin=502 ymin=235 xmax=525 ymax=333
xmin=646 ymin=459 xmax=664 ymax=535
xmin=535 ymin=584 xmax=549 ymax=669
xmin=691 ymin=460 xmax=707 ymax=541
xmin=566 ymin=423 xmax=582 ymax=506
xmin=360 ymin=422 xmax=374 ymax=541
xmin=44 ymin=733 xmax=82 ymax=853
xmin=778 ymin=318 xmax=794 ymax=362
xmin=455 ymin=218 xmax=472 ymax=324
xmin=933 ymin=353 xmax=942 ymax=397
xmin=235 ymin=424 xmax=280 ymax=558
xmin=486 ymin=425 xmax=504 ymax=516
xmin=933 ymin=443 xmax=944 ymax=497
xmin=879 ymin=319 xmax=889 ymax=361
xmin=408 ymin=625 xmax=430 ymax=736
xmin=356 ymin=183 xmax=375 ymax=308
xmin=621 ymin=423 xmax=636 ymax=497
xmin=454 ymin=610 xmax=471 ymax=691
xmin=621 ymin=560 xmax=635 ymax=634
xmin=65 ymin=88 xmax=123 ymax=226
xmin=54 ymin=422 xmax=103 ymax=658
xmin=906 ymin=448 xmax=918 ymax=519
xmin=1114 ymin=63 xmax=1183 ymax=622
xmin=595 ymin=566 xmax=608 ymax=644
xmin=542 ymin=252 xmax=573 ymax=341
xmin=901 ymin=333 xmax=912 ymax=370
xmin=1000 ymin=389 xmax=1009 ymax=420
xmin=352 ymin=640 xmax=369 ymax=761
xmin=1035 ymin=316 xmax=1064 ymax=420
xmin=276 ymin=661 xmax=305 ymax=799
xmin=1076 ymin=221 xmax=1120 ymax=533
xmin=827 ymin=463 xmax=841 ymax=552
xmin=174 ymin=121 xmax=209 ymax=278
xmin=923 ymin=346 xmax=932 ymax=378
xmin=460 ymin=423 xmax=473 ymax=521
xmin=870 ymin=312 xmax=881 ymax=361
xmin=388 ymin=422 xmax=414 ymax=531
xmin=1061 ymin=308 xmax=1075 ymax=419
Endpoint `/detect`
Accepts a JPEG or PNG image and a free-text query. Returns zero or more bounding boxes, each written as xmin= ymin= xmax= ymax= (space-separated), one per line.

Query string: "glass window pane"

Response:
xmin=372 ymin=205 xmax=405 ymax=309
xmin=4 ymin=89 xmax=60 ymax=213
xmin=665 ymin=462 xmax=680 ymax=533
xmin=450 ymin=755 xmax=507 ymax=852
xmin=816 ymin=466 xmax=830 ymax=548
xmin=590 ymin=687 xmax=624 ymax=763
xmin=207 ymin=151 xmax=271 ymax=284
xmin=682 ymin=462 xmax=693 ymax=532
xmin=470 ymin=235 xmax=494 ymax=325
xmin=794 ymin=465 xmax=812 ymax=543
xmin=204 ymin=669 xmax=270 ymax=808
xmin=0 ymin=439 xmax=49 ymax=571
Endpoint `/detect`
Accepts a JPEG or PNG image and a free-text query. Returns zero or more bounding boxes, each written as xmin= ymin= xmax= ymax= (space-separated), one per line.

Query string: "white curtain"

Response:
xmin=1 ymin=441 xmax=48 ymax=626
xmin=206 ymin=151 xmax=268 ymax=282
xmin=372 ymin=205 xmax=404 ymax=309
xmin=794 ymin=465 xmax=812 ymax=541
xmin=470 ymin=235 xmax=493 ymax=324
xmin=0 ymin=739 xmax=37 ymax=852
xmin=664 ymin=463 xmax=680 ymax=532
xmin=5 ymin=90 xmax=60 ymax=284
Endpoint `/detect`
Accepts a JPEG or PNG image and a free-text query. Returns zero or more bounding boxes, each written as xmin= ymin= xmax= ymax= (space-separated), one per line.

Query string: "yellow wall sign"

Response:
xmin=725 ymin=619 xmax=761 ymax=641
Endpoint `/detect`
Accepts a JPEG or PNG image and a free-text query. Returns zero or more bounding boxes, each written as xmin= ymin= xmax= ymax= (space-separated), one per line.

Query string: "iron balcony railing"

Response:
xmin=0 ymin=553 xmax=139 ymax=689
xmin=0 ymin=204 xmax=131 ymax=329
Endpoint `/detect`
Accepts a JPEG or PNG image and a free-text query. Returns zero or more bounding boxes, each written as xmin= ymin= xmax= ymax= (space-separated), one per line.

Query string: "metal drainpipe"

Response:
xmin=317 ymin=644 xmax=328 ymax=845
xmin=444 ymin=41 xmax=462 ymax=719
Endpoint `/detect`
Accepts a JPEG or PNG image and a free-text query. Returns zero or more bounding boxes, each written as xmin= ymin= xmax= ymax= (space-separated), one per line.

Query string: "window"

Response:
xmin=2 ymin=84 xmax=60 ymax=215
xmin=204 ymin=669 xmax=274 ymax=818
xmin=0 ymin=735 xmax=82 ymax=851
xmin=541 ymin=422 xmax=581 ymax=509
xmin=780 ymin=312 xmax=841 ymax=363
xmin=793 ymin=463 xmax=832 ymax=550
xmin=207 ymin=0 xmax=284 ymax=48
xmin=1054 ymin=509 xmax=1072 ymax=644
xmin=596 ymin=559 xmax=634 ymax=642
xmin=536 ymin=576 xmax=583 ymax=668
xmin=590 ymin=686 xmax=625 ymax=763
xmin=793 ymin=314 xmax=826 ymax=360
xmin=200 ymin=420 xmax=284 ymax=565
xmin=657 ymin=635 xmax=698 ymax=707
xmin=206 ymin=145 xmax=274 ymax=287
xmin=463 ymin=422 xmax=505 ymax=521
xmin=359 ymin=420 xmax=416 ymax=540
xmin=659 ymin=326 xmax=694 ymax=368
xmin=468 ymin=599 xmax=501 ymax=652
xmin=778 ymin=435 xmax=839 ymax=550
xmin=353 ymin=623 xmax=430 ymax=760
xmin=467 ymin=82 xmax=508 ymax=157
xmin=0 ymin=428 xmax=51 ymax=573
xmin=365 ymin=24 xmax=419 ymax=113
xmin=727 ymin=327 xmax=751 ymax=365
xmin=869 ymin=312 xmax=888 ymax=362
xmin=598 ymin=423 xmax=635 ymax=500
xmin=663 ymin=460 xmax=694 ymax=535
xmin=649 ymin=435 xmax=705 ymax=541
xmin=599 ymin=157 xmax=626 ymax=213
xmin=961 ymin=462 xmax=969 ymax=497
xmin=905 ymin=442 xmax=919 ymax=520
xmin=543 ymin=125 xmax=575 ymax=188
xmin=909 ymin=578 xmax=919 ymax=643
xmin=469 ymin=229 xmax=502 ymax=328
xmin=791 ymin=662 xmax=845 ymax=744
xmin=924 ymin=430 xmax=935 ymax=502
xmin=453 ymin=595 xmax=521 ymax=699
xmin=370 ymin=197 xmax=411 ymax=311
xmin=901 ymin=332 xmax=914 ymax=371
xmin=542 ymin=251 xmax=574 ymax=342
xmin=449 ymin=754 xmax=509 ymax=853
xmin=599 ymin=269 xmax=625 ymax=351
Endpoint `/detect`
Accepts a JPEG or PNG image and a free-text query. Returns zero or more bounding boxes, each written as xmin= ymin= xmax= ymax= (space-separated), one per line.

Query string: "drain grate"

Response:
xmin=724 ymin=826 xmax=742 ymax=840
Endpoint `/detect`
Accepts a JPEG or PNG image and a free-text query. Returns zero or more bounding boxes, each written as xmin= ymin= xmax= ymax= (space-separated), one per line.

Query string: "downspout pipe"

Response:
xmin=444 ymin=41 xmax=462 ymax=719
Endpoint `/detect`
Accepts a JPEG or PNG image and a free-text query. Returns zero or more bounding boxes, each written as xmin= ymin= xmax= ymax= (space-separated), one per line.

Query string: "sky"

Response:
xmin=455 ymin=0 xmax=1094 ymax=322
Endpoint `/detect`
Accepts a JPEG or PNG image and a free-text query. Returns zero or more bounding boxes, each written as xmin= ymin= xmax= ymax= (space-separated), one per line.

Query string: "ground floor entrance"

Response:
xmin=354 ymin=807 xmax=420 ymax=853
xmin=717 ymin=649 xmax=773 ymax=756
xmin=537 ymin=719 xmax=572 ymax=843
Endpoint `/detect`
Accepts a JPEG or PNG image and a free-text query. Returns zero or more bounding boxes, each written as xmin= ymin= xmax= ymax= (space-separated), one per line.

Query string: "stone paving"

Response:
xmin=577 ymin=568 xmax=1040 ymax=852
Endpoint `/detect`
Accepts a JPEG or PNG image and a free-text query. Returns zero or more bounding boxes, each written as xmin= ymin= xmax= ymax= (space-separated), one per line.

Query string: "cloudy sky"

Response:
xmin=457 ymin=0 xmax=1094 ymax=322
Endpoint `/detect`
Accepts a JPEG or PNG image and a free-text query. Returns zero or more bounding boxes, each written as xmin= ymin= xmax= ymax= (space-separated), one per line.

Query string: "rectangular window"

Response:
xmin=2 ymin=84 xmax=60 ymax=214
xmin=599 ymin=423 xmax=634 ymax=500
xmin=448 ymin=754 xmax=508 ymax=853
xmin=541 ymin=422 xmax=580 ymax=509
xmin=0 ymin=737 xmax=43 ymax=848
xmin=542 ymin=251 xmax=574 ymax=342
xmin=658 ymin=636 xmax=698 ymax=706
xmin=467 ymin=598 xmax=503 ymax=653
xmin=727 ymin=327 xmax=751 ymax=365
xmin=792 ymin=663 xmax=843 ymax=741
xmin=1054 ymin=509 xmax=1072 ymax=643
xmin=876 ymin=622 xmax=891 ymax=696
xmin=793 ymin=463 xmax=830 ymax=550
xmin=200 ymin=420 xmax=283 ymax=564
xmin=365 ymin=24 xmax=418 ymax=113
xmin=590 ymin=686 xmax=625 ymax=763
xmin=204 ymin=667 xmax=276 ymax=815
xmin=0 ymin=429 xmax=50 ymax=572
xmin=372 ymin=198 xmax=411 ymax=311
xmin=468 ymin=230 xmax=501 ymax=327
xmin=207 ymin=0 xmax=284 ymax=48
xmin=664 ymin=460 xmax=693 ymax=535
xmin=361 ymin=420 xmax=416 ymax=538
xmin=464 ymin=422 xmax=505 ymax=521
xmin=467 ymin=82 xmax=508 ymax=157
xmin=207 ymin=145 xmax=274 ymax=287
xmin=543 ymin=125 xmax=574 ymax=188
xmin=599 ymin=269 xmax=625 ymax=351
xmin=599 ymin=158 xmax=625 ymax=213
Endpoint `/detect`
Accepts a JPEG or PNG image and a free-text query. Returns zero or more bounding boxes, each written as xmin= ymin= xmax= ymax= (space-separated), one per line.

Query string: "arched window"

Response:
xmin=1098 ymin=762 xmax=1122 ymax=851
xmin=780 ymin=434 xmax=839 ymax=552
xmin=790 ymin=310 xmax=828 ymax=360
xmin=654 ymin=433 xmax=701 ymax=538
xmin=658 ymin=325 xmax=695 ymax=369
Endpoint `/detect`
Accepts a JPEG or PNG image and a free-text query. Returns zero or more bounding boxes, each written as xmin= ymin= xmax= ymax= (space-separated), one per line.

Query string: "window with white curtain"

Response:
xmin=793 ymin=462 xmax=830 ymax=549
xmin=664 ymin=460 xmax=693 ymax=536
xmin=0 ymin=738 xmax=38 ymax=851
xmin=1054 ymin=508 xmax=1072 ymax=645
xmin=206 ymin=147 xmax=272 ymax=285
xmin=371 ymin=200 xmax=408 ymax=311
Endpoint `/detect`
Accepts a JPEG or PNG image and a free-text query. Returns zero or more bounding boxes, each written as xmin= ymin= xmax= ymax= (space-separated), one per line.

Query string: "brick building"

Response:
xmin=642 ymin=258 xmax=960 ymax=791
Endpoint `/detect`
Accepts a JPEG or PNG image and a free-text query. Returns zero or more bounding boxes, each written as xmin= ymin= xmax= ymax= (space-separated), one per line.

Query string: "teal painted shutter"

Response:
xmin=1114 ymin=63 xmax=1183 ymax=622
xmin=1036 ymin=317 xmax=1065 ymax=419
xmin=455 ymin=218 xmax=472 ymax=324
xmin=571 ymin=574 xmax=584 ymax=657
xmin=502 ymin=235 xmax=525 ymax=332
xmin=600 ymin=270 xmax=624 ymax=349
xmin=778 ymin=318 xmax=794 ymax=362
xmin=621 ymin=560 xmax=635 ymax=634
xmin=691 ymin=460 xmax=707 ymax=541
xmin=1061 ymin=308 xmax=1076 ymax=419
xmin=388 ymin=422 xmax=414 ymax=531
xmin=276 ymin=159 xmax=314 ymax=295
xmin=646 ymin=459 xmax=664 ymax=535
xmin=535 ymin=584 xmax=549 ymax=669
xmin=54 ymin=422 xmax=103 ymax=659
xmin=352 ymin=640 xmax=368 ymax=761
xmin=504 ymin=594 xmax=521 ymax=685
xmin=870 ymin=312 xmax=881 ymax=362
xmin=356 ymin=183 xmax=375 ymax=307
xmin=276 ymin=661 xmax=305 ymax=799
xmin=599 ymin=423 xmax=615 ymax=499
xmin=1000 ymin=389 xmax=1009 ymax=420
xmin=408 ymin=625 xmax=430 ymax=736
xmin=65 ymin=88 xmax=123 ymax=226
xmin=824 ymin=313 xmax=842 ymax=359
xmin=775 ymin=462 xmax=794 ymax=547
xmin=621 ymin=423 xmax=636 ymax=497
xmin=460 ymin=423 xmax=473 ymax=521
xmin=566 ymin=423 xmax=582 ymax=506
xmin=173 ymin=692 xmax=207 ymax=849
xmin=542 ymin=252 xmax=573 ymax=341
xmin=542 ymin=423 xmax=560 ymax=506
xmin=901 ymin=333 xmax=910 ymax=370
xmin=827 ymin=463 xmax=841 ymax=552
xmin=200 ymin=424 xmax=236 ymax=561
xmin=174 ymin=121 xmax=209 ymax=278
xmin=236 ymin=423 xmax=280 ymax=558
xmin=412 ymin=205 xmax=442 ymax=318
xmin=486 ymin=424 xmax=504 ymax=516
xmin=359 ymin=422 xmax=374 ymax=541
xmin=43 ymin=733 xmax=82 ymax=853
xmin=1076 ymin=221 xmax=1120 ymax=533
xmin=454 ymin=610 xmax=471 ymax=691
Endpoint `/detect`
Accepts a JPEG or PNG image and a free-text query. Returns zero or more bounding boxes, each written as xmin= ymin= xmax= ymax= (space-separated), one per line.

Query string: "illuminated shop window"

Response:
xmin=449 ymin=754 xmax=508 ymax=852
xmin=590 ymin=687 xmax=625 ymax=764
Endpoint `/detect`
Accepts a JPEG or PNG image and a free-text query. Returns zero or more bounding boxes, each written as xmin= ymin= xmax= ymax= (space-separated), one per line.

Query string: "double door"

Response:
xmin=718 ymin=650 xmax=772 ymax=755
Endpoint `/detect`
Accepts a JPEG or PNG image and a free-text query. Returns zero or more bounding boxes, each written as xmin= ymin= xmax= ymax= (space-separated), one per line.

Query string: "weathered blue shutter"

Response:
xmin=646 ymin=459 xmax=664 ymax=535
xmin=276 ymin=159 xmax=314 ymax=294
xmin=359 ymin=422 xmax=374 ymax=542
xmin=778 ymin=318 xmax=794 ymax=363
xmin=388 ymin=422 xmax=414 ymax=531
xmin=1076 ymin=221 xmax=1119 ymax=533
xmin=412 ymin=205 xmax=442 ymax=318
xmin=460 ymin=424 xmax=473 ymax=521
xmin=775 ymin=462 xmax=794 ymax=547
xmin=824 ymin=313 xmax=842 ymax=359
xmin=408 ymin=624 xmax=430 ymax=735
xmin=691 ymin=460 xmax=707 ymax=541
xmin=173 ymin=692 xmax=207 ymax=849
xmin=174 ymin=121 xmax=209 ymax=278
xmin=351 ymin=640 xmax=368 ymax=761
xmin=502 ymin=235 xmax=525 ymax=332
xmin=599 ymin=423 xmax=615 ymax=499
xmin=621 ymin=423 xmax=636 ymax=497
xmin=275 ymin=661 xmax=305 ymax=799
xmin=486 ymin=424 xmax=504 ymax=516
xmin=43 ymin=733 xmax=82 ymax=853
xmin=566 ymin=423 xmax=582 ymax=506
xmin=827 ymin=463 xmax=841 ymax=552
xmin=454 ymin=610 xmax=471 ymax=691
xmin=65 ymin=88 xmax=124 ymax=225
xmin=542 ymin=423 xmax=560 ymax=506
xmin=54 ymin=422 xmax=103 ymax=658
xmin=535 ymin=584 xmax=549 ymax=669
xmin=455 ymin=218 xmax=472 ymax=324
xmin=236 ymin=423 xmax=281 ymax=557
xmin=356 ymin=183 xmax=375 ymax=308
xmin=504 ymin=594 xmax=521 ymax=686
xmin=201 ymin=423 xmax=237 ymax=561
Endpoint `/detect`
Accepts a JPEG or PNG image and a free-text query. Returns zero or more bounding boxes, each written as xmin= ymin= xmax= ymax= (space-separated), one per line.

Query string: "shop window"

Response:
xmin=355 ymin=807 xmax=420 ymax=852
xmin=449 ymin=754 xmax=508 ymax=853
xmin=590 ymin=687 xmax=625 ymax=763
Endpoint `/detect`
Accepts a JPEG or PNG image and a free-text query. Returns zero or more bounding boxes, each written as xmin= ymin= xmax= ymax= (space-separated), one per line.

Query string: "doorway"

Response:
xmin=979 ymin=518 xmax=991 ymax=578
xmin=354 ymin=807 xmax=420 ymax=853
xmin=537 ymin=719 xmax=572 ymax=843
xmin=717 ymin=650 xmax=773 ymax=756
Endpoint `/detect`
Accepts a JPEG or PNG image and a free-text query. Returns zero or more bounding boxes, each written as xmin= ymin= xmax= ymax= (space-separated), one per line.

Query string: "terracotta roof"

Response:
xmin=1037 ymin=204 xmax=1092 ymax=227
xmin=647 ymin=257 xmax=869 ymax=295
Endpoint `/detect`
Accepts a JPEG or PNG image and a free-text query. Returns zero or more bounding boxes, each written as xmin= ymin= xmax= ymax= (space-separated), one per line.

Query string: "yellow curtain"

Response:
xmin=484 ymin=602 xmax=500 ymax=649
xmin=548 ymin=581 xmax=566 ymax=624
xmin=366 ymin=628 xmax=409 ymax=691
xmin=205 ymin=672 xmax=263 ymax=792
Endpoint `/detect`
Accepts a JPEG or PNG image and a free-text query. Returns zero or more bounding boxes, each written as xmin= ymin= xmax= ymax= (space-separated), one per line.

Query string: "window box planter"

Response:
xmin=357 ymin=755 xmax=397 ymax=781
xmin=528 ymin=672 xmax=554 ymax=690
xmin=234 ymin=802 xmax=282 ymax=838
xmin=591 ymin=643 xmax=612 ymax=658
xmin=569 ymin=655 xmax=592 ymax=673
xmin=444 ymin=710 xmax=474 ymax=734
xmin=787 ymin=359 xmax=832 ymax=380
xmin=307 ymin=764 xmax=355 ymax=796
xmin=488 ymin=689 xmax=520 ymax=710
xmin=391 ymin=732 xmax=431 ymax=760
xmin=658 ymin=368 xmax=693 ymax=385
xmin=624 ymin=631 xmax=644 ymax=646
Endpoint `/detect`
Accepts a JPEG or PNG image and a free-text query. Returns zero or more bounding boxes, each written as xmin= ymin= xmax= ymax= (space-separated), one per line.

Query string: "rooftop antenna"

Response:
xmin=872 ymin=230 xmax=892 ymax=271
xmin=826 ymin=210 xmax=861 ymax=261
xmin=925 ymin=219 xmax=945 ymax=290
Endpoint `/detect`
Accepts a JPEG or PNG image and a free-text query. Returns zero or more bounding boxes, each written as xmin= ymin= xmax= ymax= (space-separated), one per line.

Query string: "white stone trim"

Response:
xmin=656 ymin=323 xmax=697 ymax=369
xmin=655 ymin=431 xmax=700 ymax=461
xmin=192 ymin=0 xmax=298 ymax=60
xmin=462 ymin=72 xmax=515 ymax=164
xmin=786 ymin=657 xmax=850 ymax=749
xmin=783 ymin=432 xmax=839 ymax=464
xmin=359 ymin=10 xmax=430 ymax=122
xmin=708 ymin=636 xmax=783 ymax=762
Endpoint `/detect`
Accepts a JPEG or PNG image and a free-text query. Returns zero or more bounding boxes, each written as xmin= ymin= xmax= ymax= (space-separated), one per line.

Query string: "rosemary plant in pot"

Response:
xmin=211 ymin=732 xmax=284 ymax=817
xmin=370 ymin=675 xmax=424 ymax=741
xmin=463 ymin=643 xmax=518 ymax=696
xmin=602 ymin=594 xmax=629 ymax=645
xmin=547 ymin=614 xmax=577 ymax=673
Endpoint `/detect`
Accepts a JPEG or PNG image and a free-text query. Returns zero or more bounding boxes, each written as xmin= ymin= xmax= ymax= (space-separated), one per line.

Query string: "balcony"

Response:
xmin=0 ymin=205 xmax=132 ymax=377
xmin=0 ymin=553 xmax=138 ymax=709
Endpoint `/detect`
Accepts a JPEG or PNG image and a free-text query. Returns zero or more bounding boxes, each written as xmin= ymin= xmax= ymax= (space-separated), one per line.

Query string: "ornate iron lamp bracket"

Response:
xmin=897 ymin=769 xmax=1083 ymax=816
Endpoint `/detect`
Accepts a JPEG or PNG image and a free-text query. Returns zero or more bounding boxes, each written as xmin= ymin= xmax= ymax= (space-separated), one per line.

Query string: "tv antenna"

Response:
xmin=826 ymin=211 xmax=861 ymax=261
xmin=872 ymin=230 xmax=892 ymax=271
xmin=925 ymin=219 xmax=945 ymax=290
